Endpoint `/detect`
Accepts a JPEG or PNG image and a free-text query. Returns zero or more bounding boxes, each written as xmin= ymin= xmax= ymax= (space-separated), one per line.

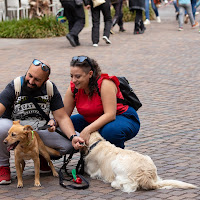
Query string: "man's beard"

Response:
xmin=22 ymin=79 xmax=42 ymax=94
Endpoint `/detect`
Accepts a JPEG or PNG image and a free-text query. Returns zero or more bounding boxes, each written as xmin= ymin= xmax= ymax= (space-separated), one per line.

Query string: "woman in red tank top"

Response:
xmin=64 ymin=56 xmax=140 ymax=149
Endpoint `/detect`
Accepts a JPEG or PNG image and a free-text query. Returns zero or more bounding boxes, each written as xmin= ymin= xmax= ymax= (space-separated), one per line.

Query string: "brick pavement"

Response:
xmin=0 ymin=4 xmax=200 ymax=200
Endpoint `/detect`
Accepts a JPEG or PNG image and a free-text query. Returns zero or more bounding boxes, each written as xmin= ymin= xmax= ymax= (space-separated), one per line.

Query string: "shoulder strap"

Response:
xmin=14 ymin=77 xmax=54 ymax=100
xmin=46 ymin=80 xmax=54 ymax=101
xmin=14 ymin=76 xmax=23 ymax=98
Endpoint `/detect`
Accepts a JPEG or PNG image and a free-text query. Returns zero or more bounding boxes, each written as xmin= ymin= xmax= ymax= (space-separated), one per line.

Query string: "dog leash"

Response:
xmin=59 ymin=149 xmax=89 ymax=190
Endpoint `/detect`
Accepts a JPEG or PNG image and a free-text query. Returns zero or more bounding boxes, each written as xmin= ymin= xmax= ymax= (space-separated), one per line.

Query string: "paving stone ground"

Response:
xmin=0 ymin=3 xmax=200 ymax=200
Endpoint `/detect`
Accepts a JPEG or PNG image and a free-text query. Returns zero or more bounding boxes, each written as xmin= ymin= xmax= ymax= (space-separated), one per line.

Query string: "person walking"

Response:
xmin=177 ymin=0 xmax=199 ymax=31
xmin=60 ymin=0 xmax=86 ymax=47
xmin=129 ymin=0 xmax=146 ymax=34
xmin=85 ymin=0 xmax=112 ymax=47
xmin=144 ymin=0 xmax=161 ymax=25
xmin=110 ymin=0 xmax=126 ymax=33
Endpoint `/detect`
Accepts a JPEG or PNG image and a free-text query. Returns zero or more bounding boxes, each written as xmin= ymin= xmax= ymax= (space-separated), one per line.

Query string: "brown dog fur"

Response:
xmin=3 ymin=120 xmax=60 ymax=188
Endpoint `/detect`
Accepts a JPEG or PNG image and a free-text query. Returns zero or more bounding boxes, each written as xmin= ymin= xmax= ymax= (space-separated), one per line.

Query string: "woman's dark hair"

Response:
xmin=70 ymin=56 xmax=101 ymax=97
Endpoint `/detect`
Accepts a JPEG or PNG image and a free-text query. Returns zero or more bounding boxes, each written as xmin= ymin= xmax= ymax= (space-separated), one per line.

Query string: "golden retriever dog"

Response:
xmin=3 ymin=121 xmax=60 ymax=188
xmin=84 ymin=131 xmax=197 ymax=193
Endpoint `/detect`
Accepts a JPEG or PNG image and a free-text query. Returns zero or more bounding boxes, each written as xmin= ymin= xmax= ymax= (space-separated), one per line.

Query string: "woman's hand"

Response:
xmin=47 ymin=118 xmax=57 ymax=132
xmin=79 ymin=128 xmax=91 ymax=146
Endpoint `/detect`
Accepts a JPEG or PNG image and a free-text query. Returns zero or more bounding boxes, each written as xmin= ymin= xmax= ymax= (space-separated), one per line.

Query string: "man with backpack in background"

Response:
xmin=0 ymin=59 xmax=84 ymax=185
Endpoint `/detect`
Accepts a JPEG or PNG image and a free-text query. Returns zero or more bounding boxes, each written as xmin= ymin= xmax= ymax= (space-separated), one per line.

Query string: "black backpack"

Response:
xmin=74 ymin=76 xmax=142 ymax=111
xmin=116 ymin=77 xmax=142 ymax=111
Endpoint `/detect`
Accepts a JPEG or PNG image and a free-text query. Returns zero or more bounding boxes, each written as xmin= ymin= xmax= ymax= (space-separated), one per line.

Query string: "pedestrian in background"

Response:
xmin=110 ymin=0 xmax=126 ymax=34
xmin=177 ymin=0 xmax=199 ymax=31
xmin=60 ymin=0 xmax=86 ymax=47
xmin=85 ymin=0 xmax=112 ymax=47
xmin=144 ymin=0 xmax=161 ymax=25
xmin=129 ymin=0 xmax=146 ymax=34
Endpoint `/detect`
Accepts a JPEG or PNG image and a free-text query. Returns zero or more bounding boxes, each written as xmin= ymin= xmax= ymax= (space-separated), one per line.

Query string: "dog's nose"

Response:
xmin=3 ymin=139 xmax=7 ymax=145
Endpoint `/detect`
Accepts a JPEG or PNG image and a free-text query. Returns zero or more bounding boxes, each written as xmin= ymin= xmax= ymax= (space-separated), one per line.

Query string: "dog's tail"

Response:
xmin=45 ymin=146 xmax=60 ymax=157
xmin=155 ymin=179 xmax=197 ymax=189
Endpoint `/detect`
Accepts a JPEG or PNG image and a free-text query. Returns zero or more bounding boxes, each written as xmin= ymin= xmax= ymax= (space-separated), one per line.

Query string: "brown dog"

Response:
xmin=3 ymin=120 xmax=60 ymax=188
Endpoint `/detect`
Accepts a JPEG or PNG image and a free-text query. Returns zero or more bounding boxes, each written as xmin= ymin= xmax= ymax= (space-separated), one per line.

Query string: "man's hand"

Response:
xmin=72 ymin=136 xmax=85 ymax=150
xmin=47 ymin=118 xmax=57 ymax=132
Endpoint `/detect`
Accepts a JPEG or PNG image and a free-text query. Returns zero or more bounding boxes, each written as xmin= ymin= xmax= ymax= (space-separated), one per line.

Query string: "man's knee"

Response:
xmin=0 ymin=119 xmax=13 ymax=140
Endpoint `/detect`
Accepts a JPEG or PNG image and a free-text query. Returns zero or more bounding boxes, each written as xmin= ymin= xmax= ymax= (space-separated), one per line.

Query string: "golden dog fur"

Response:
xmin=3 ymin=121 xmax=60 ymax=188
xmin=84 ymin=131 xmax=197 ymax=193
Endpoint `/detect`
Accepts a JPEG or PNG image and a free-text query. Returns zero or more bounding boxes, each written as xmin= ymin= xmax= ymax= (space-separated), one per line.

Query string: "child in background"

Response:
xmin=177 ymin=0 xmax=199 ymax=31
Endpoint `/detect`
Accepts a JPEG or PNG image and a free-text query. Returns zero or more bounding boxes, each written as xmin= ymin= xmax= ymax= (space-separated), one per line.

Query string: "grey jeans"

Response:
xmin=0 ymin=118 xmax=74 ymax=166
xmin=178 ymin=4 xmax=195 ymax=28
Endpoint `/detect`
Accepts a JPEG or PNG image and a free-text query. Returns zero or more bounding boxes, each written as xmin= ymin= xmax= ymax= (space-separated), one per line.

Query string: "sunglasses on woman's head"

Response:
xmin=72 ymin=56 xmax=94 ymax=71
xmin=32 ymin=59 xmax=51 ymax=74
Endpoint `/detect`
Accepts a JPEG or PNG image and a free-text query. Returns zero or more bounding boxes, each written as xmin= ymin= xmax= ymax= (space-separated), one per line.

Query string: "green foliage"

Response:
xmin=0 ymin=15 xmax=67 ymax=38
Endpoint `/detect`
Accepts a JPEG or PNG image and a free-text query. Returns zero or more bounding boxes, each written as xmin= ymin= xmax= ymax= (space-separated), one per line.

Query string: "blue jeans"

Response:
xmin=191 ymin=0 xmax=196 ymax=19
xmin=70 ymin=107 xmax=140 ymax=149
xmin=173 ymin=0 xmax=179 ymax=13
xmin=145 ymin=0 xmax=159 ymax=19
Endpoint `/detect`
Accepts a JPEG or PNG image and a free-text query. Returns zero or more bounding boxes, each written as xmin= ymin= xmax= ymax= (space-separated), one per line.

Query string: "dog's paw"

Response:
xmin=34 ymin=181 xmax=41 ymax=187
xmin=17 ymin=182 xmax=23 ymax=188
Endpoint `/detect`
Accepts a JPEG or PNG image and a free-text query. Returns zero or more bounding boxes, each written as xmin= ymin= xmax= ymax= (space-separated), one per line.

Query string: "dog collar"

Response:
xmin=27 ymin=131 xmax=34 ymax=145
xmin=89 ymin=140 xmax=102 ymax=152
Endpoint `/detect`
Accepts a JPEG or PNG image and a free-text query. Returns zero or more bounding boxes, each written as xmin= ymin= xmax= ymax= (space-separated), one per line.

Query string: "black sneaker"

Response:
xmin=66 ymin=33 xmax=77 ymax=47
xmin=74 ymin=36 xmax=80 ymax=46
xmin=119 ymin=27 xmax=126 ymax=32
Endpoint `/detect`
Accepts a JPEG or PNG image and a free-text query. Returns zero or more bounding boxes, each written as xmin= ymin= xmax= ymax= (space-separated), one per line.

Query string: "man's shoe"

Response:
xmin=144 ymin=19 xmax=150 ymax=25
xmin=176 ymin=12 xmax=179 ymax=20
xmin=184 ymin=14 xmax=189 ymax=24
xmin=102 ymin=36 xmax=111 ymax=44
xmin=66 ymin=33 xmax=77 ymax=47
xmin=192 ymin=21 xmax=199 ymax=28
xmin=178 ymin=27 xmax=183 ymax=31
xmin=74 ymin=36 xmax=80 ymax=46
xmin=40 ymin=155 xmax=51 ymax=173
xmin=119 ymin=27 xmax=126 ymax=32
xmin=156 ymin=16 xmax=161 ymax=23
xmin=93 ymin=44 xmax=98 ymax=47
xmin=0 ymin=166 xmax=11 ymax=185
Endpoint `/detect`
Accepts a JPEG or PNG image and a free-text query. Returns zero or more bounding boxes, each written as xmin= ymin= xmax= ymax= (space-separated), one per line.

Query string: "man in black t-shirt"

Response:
xmin=0 ymin=59 xmax=84 ymax=185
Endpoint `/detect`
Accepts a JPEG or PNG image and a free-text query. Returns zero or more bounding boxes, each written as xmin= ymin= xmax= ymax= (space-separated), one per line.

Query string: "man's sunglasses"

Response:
xmin=72 ymin=56 xmax=94 ymax=71
xmin=32 ymin=59 xmax=51 ymax=74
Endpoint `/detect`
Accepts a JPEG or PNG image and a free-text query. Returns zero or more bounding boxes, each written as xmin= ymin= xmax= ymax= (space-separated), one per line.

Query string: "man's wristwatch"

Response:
xmin=69 ymin=134 xmax=77 ymax=141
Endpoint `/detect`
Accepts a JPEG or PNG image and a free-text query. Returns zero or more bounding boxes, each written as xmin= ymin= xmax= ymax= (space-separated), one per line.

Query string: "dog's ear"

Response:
xmin=13 ymin=120 xmax=20 ymax=125
xmin=23 ymin=125 xmax=33 ymax=131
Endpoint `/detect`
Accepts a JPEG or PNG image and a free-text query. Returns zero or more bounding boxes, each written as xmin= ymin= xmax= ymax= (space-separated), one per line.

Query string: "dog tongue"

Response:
xmin=7 ymin=144 xmax=14 ymax=152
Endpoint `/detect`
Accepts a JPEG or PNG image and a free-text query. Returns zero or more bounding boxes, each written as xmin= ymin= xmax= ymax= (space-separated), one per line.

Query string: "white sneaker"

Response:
xmin=144 ymin=19 xmax=150 ymax=25
xmin=93 ymin=44 xmax=98 ymax=47
xmin=195 ymin=11 xmax=199 ymax=16
xmin=102 ymin=36 xmax=111 ymax=44
xmin=156 ymin=16 xmax=161 ymax=23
